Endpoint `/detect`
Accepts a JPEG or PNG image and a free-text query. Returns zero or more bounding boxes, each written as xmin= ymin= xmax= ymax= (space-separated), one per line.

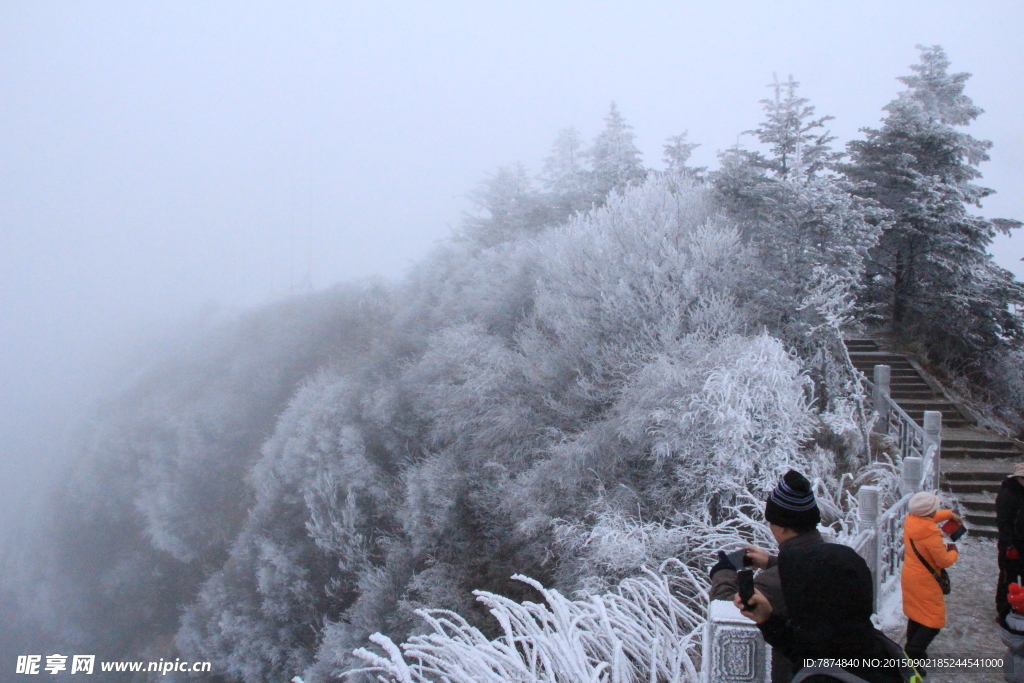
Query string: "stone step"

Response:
xmin=852 ymin=362 xmax=917 ymax=373
xmin=886 ymin=380 xmax=933 ymax=388
xmin=847 ymin=351 xmax=911 ymax=360
xmin=965 ymin=509 xmax=997 ymax=526
xmin=886 ymin=383 xmax=933 ymax=391
xmin=943 ymin=457 xmax=1017 ymax=475
xmin=887 ymin=380 xmax=935 ymax=388
xmin=964 ymin=524 xmax=999 ymax=539
xmin=946 ymin=480 xmax=1003 ymax=494
xmin=899 ymin=404 xmax=962 ymax=414
xmin=901 ymin=416 xmax=968 ymax=428
xmin=850 ymin=361 xmax=915 ymax=369
xmin=885 ymin=375 xmax=929 ymax=382
xmin=890 ymin=392 xmax=941 ymax=401
xmin=904 ymin=418 xmax=972 ymax=429
xmin=942 ymin=466 xmax=1007 ymax=483
xmin=900 ymin=415 xmax=964 ymax=424
xmin=943 ymin=447 xmax=1021 ymax=460
xmin=944 ymin=439 xmax=1018 ymax=451
xmin=957 ymin=493 xmax=996 ymax=512
xmin=900 ymin=413 xmax=969 ymax=427
xmin=889 ymin=383 xmax=937 ymax=391
xmin=850 ymin=359 xmax=916 ymax=369
xmin=855 ymin=364 xmax=922 ymax=374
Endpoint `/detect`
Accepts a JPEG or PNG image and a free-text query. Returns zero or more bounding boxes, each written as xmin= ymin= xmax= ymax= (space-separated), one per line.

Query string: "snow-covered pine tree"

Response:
xmin=713 ymin=76 xmax=884 ymax=460
xmin=744 ymin=74 xmax=842 ymax=180
xmin=713 ymin=76 xmax=883 ymax=326
xmin=662 ymin=131 xmax=705 ymax=179
xmin=588 ymin=102 xmax=647 ymax=202
xmin=461 ymin=164 xmax=550 ymax=247
xmin=540 ymin=126 xmax=591 ymax=219
xmin=846 ymin=45 xmax=1024 ymax=362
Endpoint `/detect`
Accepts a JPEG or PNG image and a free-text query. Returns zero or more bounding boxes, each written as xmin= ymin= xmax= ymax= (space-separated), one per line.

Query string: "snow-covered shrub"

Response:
xmin=347 ymin=561 xmax=708 ymax=683
xmin=177 ymin=369 xmax=397 ymax=683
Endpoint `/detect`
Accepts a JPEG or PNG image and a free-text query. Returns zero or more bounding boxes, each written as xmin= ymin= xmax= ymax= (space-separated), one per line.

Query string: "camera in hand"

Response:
xmin=737 ymin=569 xmax=755 ymax=611
xmin=726 ymin=548 xmax=752 ymax=569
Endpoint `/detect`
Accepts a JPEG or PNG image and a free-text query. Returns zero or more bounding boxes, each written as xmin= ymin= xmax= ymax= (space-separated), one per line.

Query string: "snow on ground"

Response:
xmin=878 ymin=535 xmax=1006 ymax=681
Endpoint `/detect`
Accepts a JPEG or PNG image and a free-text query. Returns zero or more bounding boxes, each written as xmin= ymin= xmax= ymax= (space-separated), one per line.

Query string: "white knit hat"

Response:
xmin=908 ymin=492 xmax=941 ymax=517
xmin=1013 ymin=463 xmax=1024 ymax=478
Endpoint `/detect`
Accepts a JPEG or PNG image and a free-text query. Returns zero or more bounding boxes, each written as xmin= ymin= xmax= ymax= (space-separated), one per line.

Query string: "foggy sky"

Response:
xmin=1 ymin=1 xmax=1022 ymax=524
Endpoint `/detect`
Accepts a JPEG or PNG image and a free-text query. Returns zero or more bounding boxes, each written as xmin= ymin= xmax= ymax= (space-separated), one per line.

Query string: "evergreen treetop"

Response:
xmin=745 ymin=74 xmax=841 ymax=180
xmin=846 ymin=45 xmax=1024 ymax=360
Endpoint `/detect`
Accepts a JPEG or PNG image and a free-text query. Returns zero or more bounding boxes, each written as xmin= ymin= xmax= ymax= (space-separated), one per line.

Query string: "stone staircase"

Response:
xmin=846 ymin=339 xmax=1022 ymax=539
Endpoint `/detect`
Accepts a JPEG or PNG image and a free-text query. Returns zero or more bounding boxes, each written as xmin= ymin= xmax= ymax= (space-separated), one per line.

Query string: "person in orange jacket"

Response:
xmin=902 ymin=491 xmax=961 ymax=665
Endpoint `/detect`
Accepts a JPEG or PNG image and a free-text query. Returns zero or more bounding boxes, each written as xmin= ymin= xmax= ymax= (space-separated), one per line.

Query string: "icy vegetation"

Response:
xmin=348 ymin=564 xmax=708 ymax=683
xmin=2 ymin=47 xmax=1021 ymax=682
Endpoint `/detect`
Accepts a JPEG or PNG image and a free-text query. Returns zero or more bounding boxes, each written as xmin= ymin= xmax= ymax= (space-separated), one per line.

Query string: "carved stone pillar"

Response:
xmin=923 ymin=410 xmax=942 ymax=491
xmin=856 ymin=484 xmax=881 ymax=611
xmin=872 ymin=365 xmax=891 ymax=435
xmin=902 ymin=456 xmax=923 ymax=496
xmin=702 ymin=600 xmax=771 ymax=683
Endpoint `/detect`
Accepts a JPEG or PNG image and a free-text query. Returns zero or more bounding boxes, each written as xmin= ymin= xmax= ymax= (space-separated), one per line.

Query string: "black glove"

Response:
xmin=709 ymin=550 xmax=734 ymax=579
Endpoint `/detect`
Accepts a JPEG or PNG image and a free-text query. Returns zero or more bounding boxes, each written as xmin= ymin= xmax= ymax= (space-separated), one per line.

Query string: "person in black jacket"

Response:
xmin=996 ymin=464 xmax=1024 ymax=624
xmin=736 ymin=475 xmax=904 ymax=683
xmin=709 ymin=470 xmax=825 ymax=682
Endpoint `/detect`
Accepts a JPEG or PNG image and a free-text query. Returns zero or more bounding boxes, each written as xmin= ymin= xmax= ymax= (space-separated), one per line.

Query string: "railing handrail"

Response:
xmin=888 ymin=398 xmax=928 ymax=442
xmin=865 ymin=375 xmax=929 ymax=444
xmin=878 ymin=492 xmax=913 ymax=525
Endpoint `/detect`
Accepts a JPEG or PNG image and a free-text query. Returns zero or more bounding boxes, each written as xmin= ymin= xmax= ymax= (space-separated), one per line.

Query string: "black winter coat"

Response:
xmin=757 ymin=542 xmax=902 ymax=683
xmin=996 ymin=476 xmax=1024 ymax=549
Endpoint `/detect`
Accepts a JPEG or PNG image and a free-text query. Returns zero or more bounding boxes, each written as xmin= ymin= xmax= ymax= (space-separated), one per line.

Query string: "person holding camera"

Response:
xmin=901 ymin=491 xmax=959 ymax=665
xmin=729 ymin=471 xmax=906 ymax=683
xmin=709 ymin=470 xmax=826 ymax=682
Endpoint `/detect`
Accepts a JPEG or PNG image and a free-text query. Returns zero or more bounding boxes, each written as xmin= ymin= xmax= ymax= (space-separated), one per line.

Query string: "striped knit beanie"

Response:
xmin=764 ymin=470 xmax=821 ymax=531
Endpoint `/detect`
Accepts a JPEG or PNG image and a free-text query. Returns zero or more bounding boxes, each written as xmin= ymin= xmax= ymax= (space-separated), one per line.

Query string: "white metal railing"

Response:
xmin=866 ymin=365 xmax=942 ymax=490
xmin=853 ymin=486 xmax=913 ymax=614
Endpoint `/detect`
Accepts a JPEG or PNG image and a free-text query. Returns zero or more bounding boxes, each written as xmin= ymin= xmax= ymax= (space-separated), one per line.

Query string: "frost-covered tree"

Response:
xmin=177 ymin=373 xmax=397 ymax=683
xmin=662 ymin=131 xmax=704 ymax=179
xmin=461 ymin=164 xmax=550 ymax=247
xmin=588 ymin=102 xmax=647 ymax=201
xmin=846 ymin=45 xmax=1024 ymax=362
xmin=713 ymin=78 xmax=884 ymax=328
xmin=541 ymin=126 xmax=591 ymax=218
xmin=713 ymin=78 xmax=884 ymax=461
xmin=743 ymin=74 xmax=841 ymax=180
xmin=23 ymin=286 xmax=394 ymax=669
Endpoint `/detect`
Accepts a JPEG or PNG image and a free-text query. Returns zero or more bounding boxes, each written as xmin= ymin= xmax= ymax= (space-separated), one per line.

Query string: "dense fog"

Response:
xmin=2 ymin=3 xmax=1023 ymax=681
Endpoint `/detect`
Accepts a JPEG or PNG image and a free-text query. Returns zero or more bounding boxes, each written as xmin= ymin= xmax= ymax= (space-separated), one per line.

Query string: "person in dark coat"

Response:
xmin=735 ymin=472 xmax=904 ymax=683
xmin=996 ymin=464 xmax=1024 ymax=624
xmin=709 ymin=470 xmax=825 ymax=682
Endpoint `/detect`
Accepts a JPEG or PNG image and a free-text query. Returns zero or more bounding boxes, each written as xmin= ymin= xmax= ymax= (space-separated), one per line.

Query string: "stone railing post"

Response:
xmin=857 ymin=485 xmax=881 ymax=607
xmin=702 ymin=600 xmax=771 ymax=683
xmin=923 ymin=411 xmax=942 ymax=491
xmin=901 ymin=456 xmax=923 ymax=496
xmin=872 ymin=365 xmax=891 ymax=436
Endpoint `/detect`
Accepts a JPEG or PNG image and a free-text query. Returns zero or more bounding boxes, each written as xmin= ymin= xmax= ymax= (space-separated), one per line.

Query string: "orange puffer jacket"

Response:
xmin=902 ymin=509 xmax=959 ymax=629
